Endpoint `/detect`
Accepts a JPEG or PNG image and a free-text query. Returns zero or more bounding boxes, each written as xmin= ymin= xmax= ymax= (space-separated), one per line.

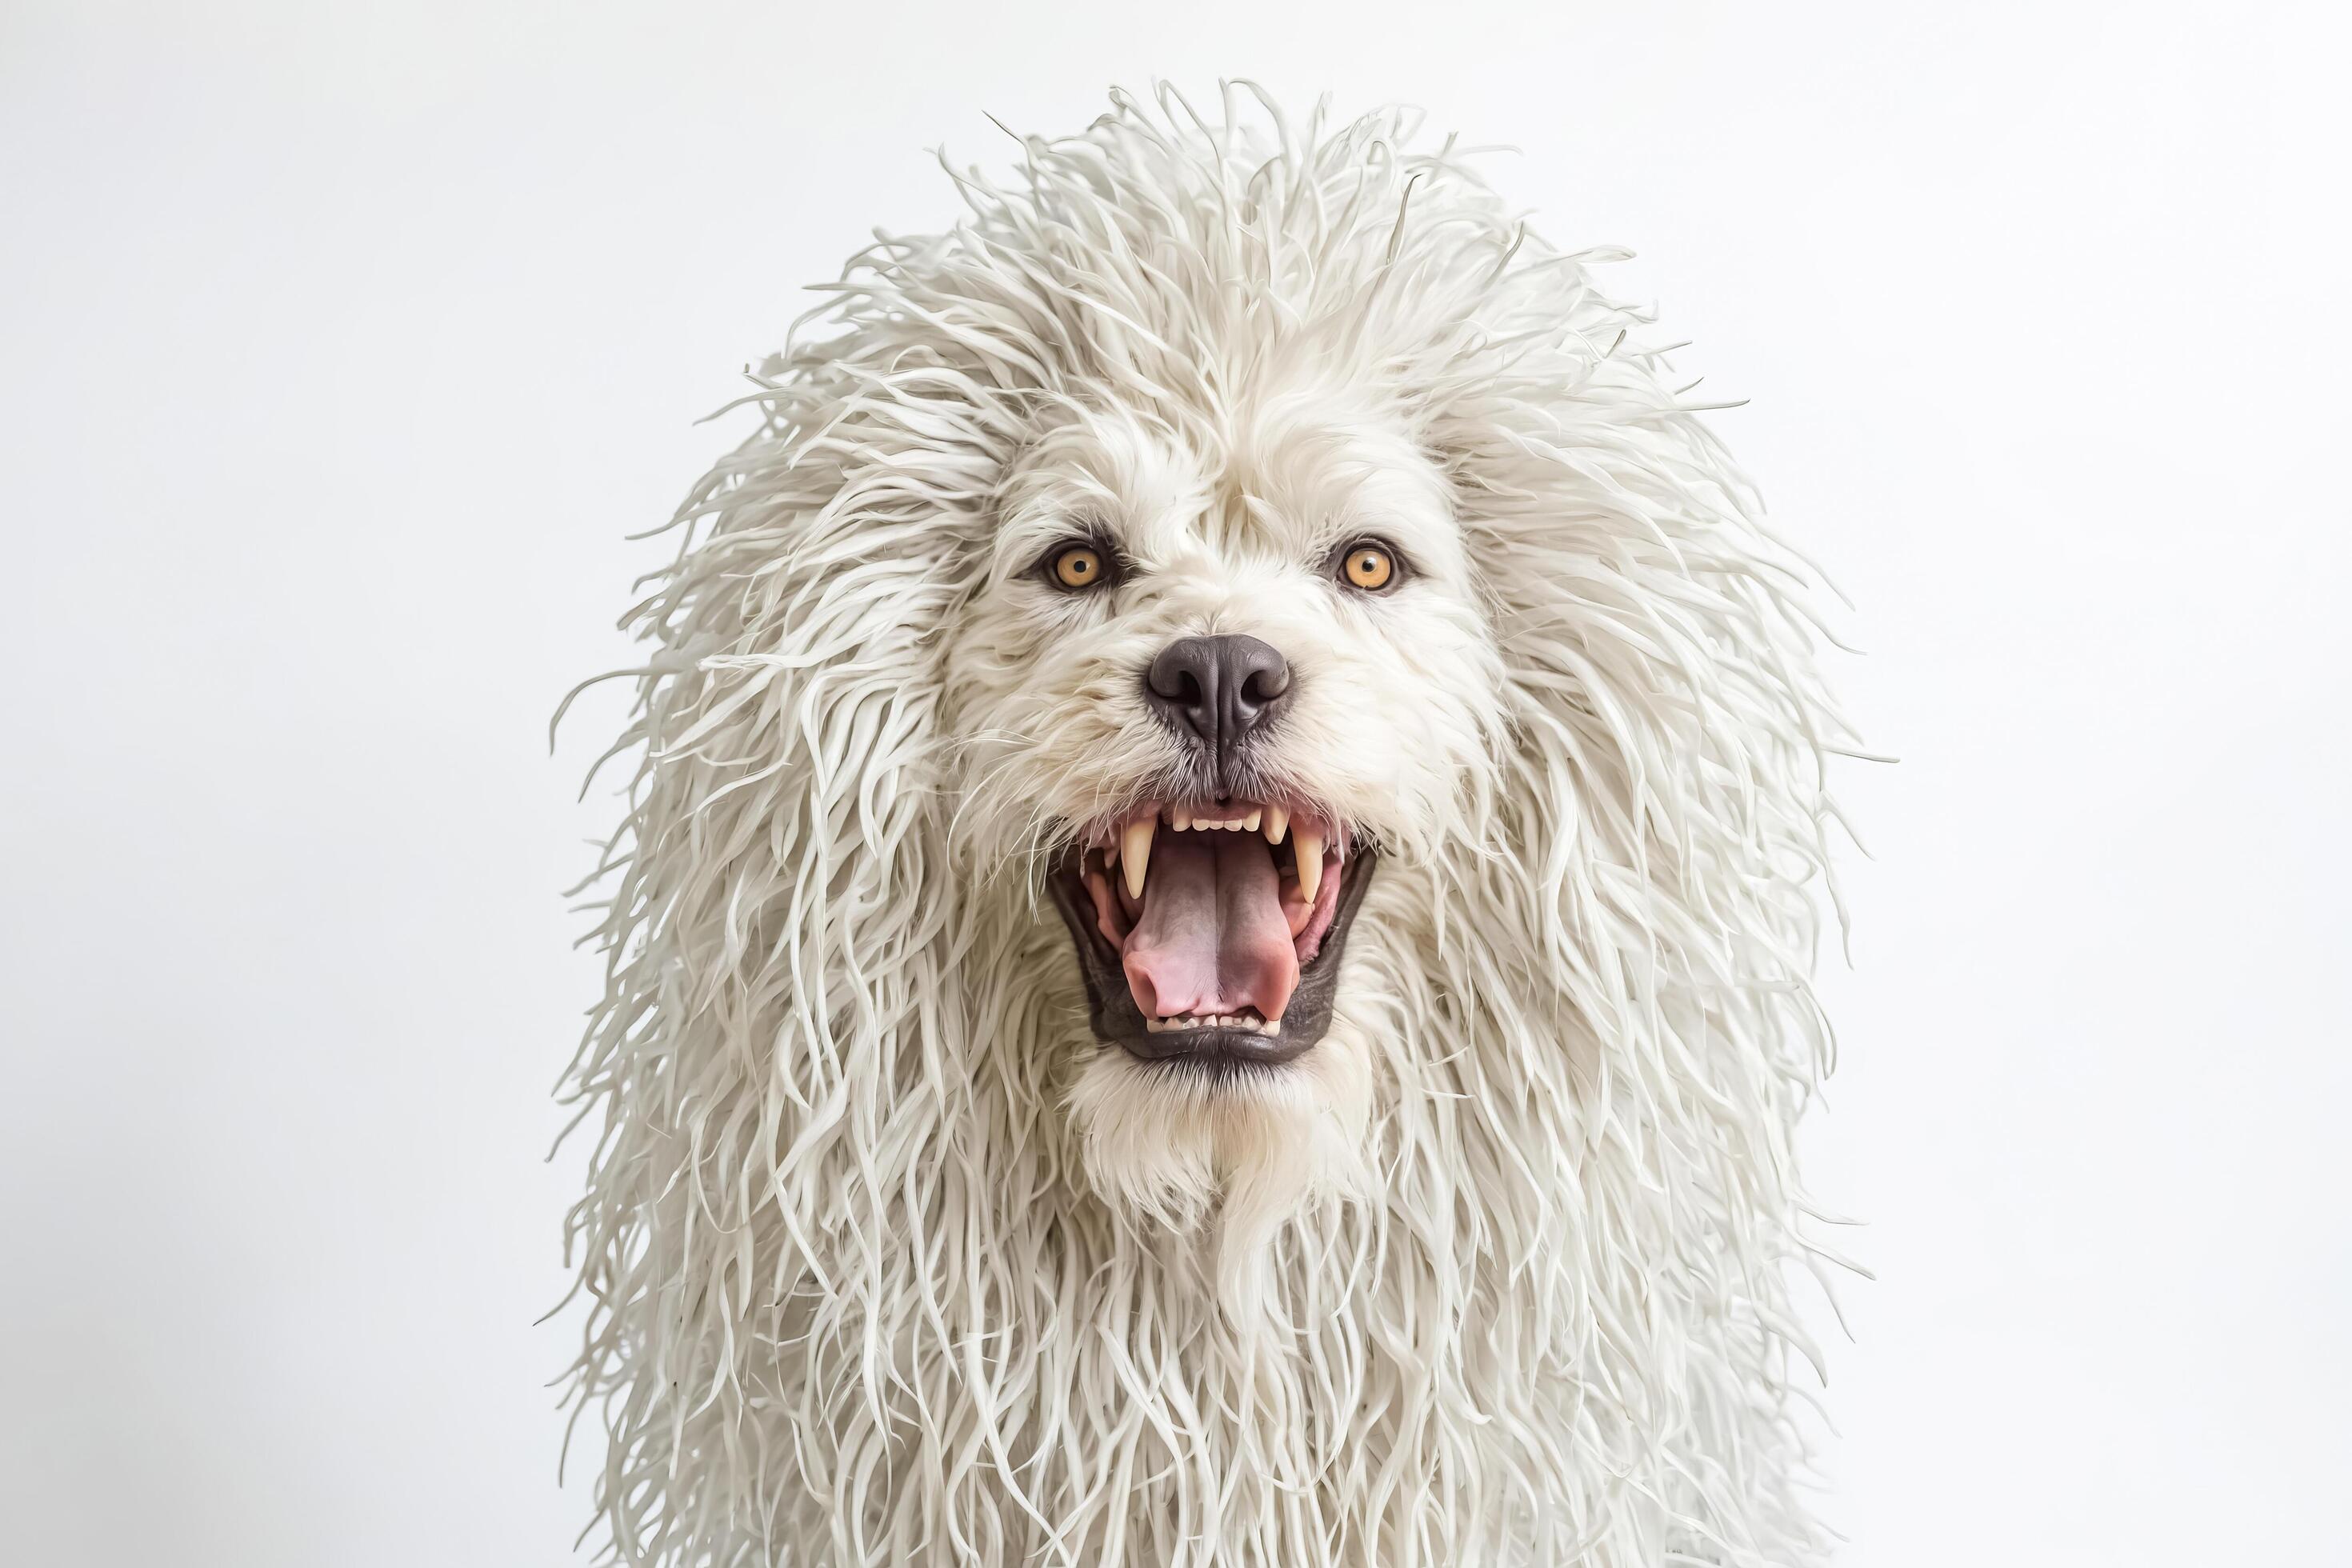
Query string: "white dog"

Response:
xmin=560 ymin=84 xmax=1853 ymax=1568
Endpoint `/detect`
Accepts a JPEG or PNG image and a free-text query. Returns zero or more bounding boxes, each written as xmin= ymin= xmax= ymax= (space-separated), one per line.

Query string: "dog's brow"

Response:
xmin=994 ymin=503 xmax=1130 ymax=579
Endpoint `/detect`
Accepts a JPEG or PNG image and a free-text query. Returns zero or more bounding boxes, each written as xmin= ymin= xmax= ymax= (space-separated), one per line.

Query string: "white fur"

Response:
xmin=558 ymin=83 xmax=1855 ymax=1568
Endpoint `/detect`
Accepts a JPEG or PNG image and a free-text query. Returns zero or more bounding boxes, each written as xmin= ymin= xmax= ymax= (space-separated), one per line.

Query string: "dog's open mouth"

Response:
xmin=1048 ymin=799 xmax=1376 ymax=1070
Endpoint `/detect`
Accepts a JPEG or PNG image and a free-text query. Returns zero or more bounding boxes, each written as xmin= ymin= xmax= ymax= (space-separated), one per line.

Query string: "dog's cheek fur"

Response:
xmin=1259 ymin=581 xmax=1504 ymax=863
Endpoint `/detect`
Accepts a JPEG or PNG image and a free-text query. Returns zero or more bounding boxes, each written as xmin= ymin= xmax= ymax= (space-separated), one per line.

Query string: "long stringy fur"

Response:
xmin=558 ymin=83 xmax=1858 ymax=1568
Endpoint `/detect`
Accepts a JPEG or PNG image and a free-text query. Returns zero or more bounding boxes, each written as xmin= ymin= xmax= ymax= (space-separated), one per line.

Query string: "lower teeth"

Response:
xmin=1145 ymin=1014 xmax=1280 ymax=1036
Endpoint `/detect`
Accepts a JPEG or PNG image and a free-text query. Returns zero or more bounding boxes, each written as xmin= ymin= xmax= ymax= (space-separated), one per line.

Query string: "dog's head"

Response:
xmin=566 ymin=88 xmax=1846 ymax=1566
xmin=574 ymin=92 xmax=1834 ymax=1241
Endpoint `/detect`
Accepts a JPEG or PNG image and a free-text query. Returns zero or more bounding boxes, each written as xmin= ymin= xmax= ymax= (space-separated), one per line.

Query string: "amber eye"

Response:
xmin=1050 ymin=544 xmax=1106 ymax=590
xmin=1339 ymin=542 xmax=1397 ymax=592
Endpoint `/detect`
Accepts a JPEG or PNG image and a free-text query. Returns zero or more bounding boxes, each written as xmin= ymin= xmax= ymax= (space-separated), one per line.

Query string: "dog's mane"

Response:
xmin=559 ymin=83 xmax=1853 ymax=1567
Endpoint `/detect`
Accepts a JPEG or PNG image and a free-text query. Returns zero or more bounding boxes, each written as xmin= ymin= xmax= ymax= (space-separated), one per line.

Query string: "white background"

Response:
xmin=4 ymin=3 xmax=2346 ymax=1564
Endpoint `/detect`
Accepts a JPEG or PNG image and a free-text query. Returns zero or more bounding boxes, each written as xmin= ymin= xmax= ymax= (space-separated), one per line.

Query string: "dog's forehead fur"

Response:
xmin=563 ymin=84 xmax=1852 ymax=1568
xmin=993 ymin=398 xmax=1460 ymax=577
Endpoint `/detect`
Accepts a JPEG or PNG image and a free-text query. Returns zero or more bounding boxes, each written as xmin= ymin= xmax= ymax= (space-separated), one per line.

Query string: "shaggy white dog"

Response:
xmin=559 ymin=84 xmax=1854 ymax=1568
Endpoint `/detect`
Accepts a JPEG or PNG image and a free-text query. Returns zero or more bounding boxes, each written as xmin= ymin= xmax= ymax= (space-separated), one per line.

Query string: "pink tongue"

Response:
xmin=1122 ymin=831 xmax=1300 ymax=1021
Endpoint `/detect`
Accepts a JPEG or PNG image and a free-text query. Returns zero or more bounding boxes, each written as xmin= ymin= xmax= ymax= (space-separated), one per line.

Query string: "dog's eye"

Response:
xmin=1046 ymin=542 xmax=1110 ymax=591
xmin=1338 ymin=541 xmax=1399 ymax=593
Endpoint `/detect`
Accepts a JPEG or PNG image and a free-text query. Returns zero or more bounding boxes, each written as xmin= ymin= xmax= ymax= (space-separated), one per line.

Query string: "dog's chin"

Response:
xmin=1045 ymin=796 xmax=1379 ymax=1084
xmin=1064 ymin=1010 xmax=1379 ymax=1272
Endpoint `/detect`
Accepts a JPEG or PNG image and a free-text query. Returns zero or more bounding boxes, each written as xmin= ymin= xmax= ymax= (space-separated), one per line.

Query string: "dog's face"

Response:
xmin=945 ymin=393 xmax=1505 ymax=1211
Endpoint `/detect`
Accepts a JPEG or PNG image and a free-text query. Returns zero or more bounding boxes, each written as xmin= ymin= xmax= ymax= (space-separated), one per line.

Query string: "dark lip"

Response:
xmin=1046 ymin=842 xmax=1379 ymax=1072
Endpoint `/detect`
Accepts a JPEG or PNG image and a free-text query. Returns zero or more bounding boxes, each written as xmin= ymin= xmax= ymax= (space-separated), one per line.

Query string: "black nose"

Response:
xmin=1144 ymin=634 xmax=1292 ymax=767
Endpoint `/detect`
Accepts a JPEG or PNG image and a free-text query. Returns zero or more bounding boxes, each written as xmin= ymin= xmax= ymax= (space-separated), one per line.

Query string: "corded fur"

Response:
xmin=558 ymin=82 xmax=1857 ymax=1568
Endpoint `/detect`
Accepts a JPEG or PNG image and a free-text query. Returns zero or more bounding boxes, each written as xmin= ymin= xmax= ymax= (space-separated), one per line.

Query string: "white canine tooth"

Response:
xmin=1294 ymin=825 xmax=1325 ymax=905
xmin=1243 ymin=809 xmax=1262 ymax=833
xmin=1263 ymin=805 xmax=1288 ymax=845
xmin=1171 ymin=806 xmax=1190 ymax=831
xmin=1121 ymin=817 xmax=1154 ymax=901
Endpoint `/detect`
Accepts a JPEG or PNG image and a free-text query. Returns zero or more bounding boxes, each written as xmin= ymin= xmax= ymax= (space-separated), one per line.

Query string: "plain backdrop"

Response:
xmin=4 ymin=2 xmax=2346 ymax=1564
